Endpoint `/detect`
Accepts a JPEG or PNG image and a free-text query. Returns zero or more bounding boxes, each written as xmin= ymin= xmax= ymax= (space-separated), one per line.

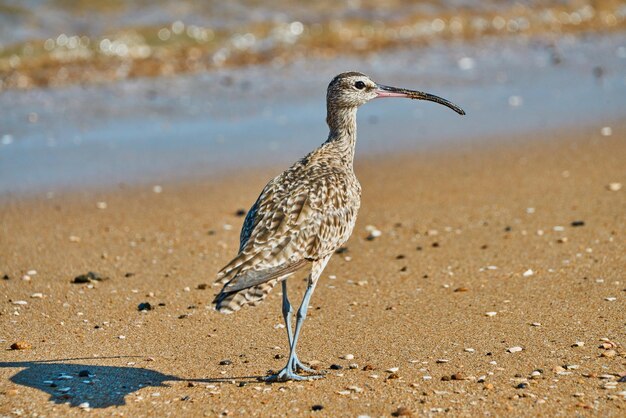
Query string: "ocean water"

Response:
xmin=1 ymin=33 xmax=625 ymax=195
xmin=1 ymin=1 xmax=625 ymax=89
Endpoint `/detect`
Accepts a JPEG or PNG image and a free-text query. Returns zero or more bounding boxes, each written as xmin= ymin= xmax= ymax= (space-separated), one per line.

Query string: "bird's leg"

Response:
xmin=264 ymin=257 xmax=329 ymax=382
xmin=281 ymin=280 xmax=315 ymax=373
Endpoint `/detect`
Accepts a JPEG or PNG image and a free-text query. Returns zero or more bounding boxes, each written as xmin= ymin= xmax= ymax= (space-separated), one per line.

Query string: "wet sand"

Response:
xmin=1 ymin=122 xmax=625 ymax=416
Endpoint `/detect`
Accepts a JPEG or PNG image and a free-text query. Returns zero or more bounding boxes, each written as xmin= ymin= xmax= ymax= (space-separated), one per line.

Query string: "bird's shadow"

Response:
xmin=1 ymin=357 xmax=264 ymax=409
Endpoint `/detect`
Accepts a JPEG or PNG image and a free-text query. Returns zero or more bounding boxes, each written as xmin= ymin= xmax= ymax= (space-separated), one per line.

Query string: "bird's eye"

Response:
xmin=354 ymin=81 xmax=366 ymax=90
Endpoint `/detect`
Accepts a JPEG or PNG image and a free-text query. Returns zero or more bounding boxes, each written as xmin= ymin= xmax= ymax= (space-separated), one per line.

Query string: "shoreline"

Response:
xmin=2 ymin=29 xmax=626 ymax=197
xmin=1 ymin=117 xmax=622 ymax=204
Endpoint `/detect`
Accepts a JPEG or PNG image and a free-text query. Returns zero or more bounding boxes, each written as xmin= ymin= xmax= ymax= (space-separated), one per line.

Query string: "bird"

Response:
xmin=213 ymin=71 xmax=465 ymax=381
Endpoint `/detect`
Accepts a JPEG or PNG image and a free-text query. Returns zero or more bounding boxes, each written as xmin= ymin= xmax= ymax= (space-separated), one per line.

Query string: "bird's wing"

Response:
xmin=216 ymin=168 xmax=358 ymax=293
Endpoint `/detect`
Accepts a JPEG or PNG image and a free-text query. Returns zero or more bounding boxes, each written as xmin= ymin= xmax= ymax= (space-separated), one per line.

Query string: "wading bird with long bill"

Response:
xmin=213 ymin=72 xmax=465 ymax=381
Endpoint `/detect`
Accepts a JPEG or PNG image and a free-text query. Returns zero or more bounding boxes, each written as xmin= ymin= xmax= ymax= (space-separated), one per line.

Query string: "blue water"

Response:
xmin=1 ymin=34 xmax=625 ymax=195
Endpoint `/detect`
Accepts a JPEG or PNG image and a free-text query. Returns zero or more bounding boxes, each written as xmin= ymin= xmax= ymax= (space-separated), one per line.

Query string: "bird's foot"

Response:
xmin=262 ymin=367 xmax=324 ymax=382
xmin=292 ymin=356 xmax=317 ymax=373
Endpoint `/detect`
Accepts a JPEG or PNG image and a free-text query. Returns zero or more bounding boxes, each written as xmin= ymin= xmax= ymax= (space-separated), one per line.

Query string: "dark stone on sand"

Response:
xmin=329 ymin=364 xmax=342 ymax=370
xmin=197 ymin=283 xmax=208 ymax=290
xmin=516 ymin=382 xmax=529 ymax=389
xmin=10 ymin=341 xmax=32 ymax=350
xmin=219 ymin=359 xmax=232 ymax=366
xmin=431 ymin=242 xmax=439 ymax=248
xmin=504 ymin=226 xmax=512 ymax=232
xmin=571 ymin=220 xmax=585 ymax=227
xmin=72 ymin=271 xmax=107 ymax=283
xmin=235 ymin=209 xmax=247 ymax=217
xmin=335 ymin=246 xmax=348 ymax=254
xmin=396 ymin=254 xmax=405 ymax=259
xmin=312 ymin=405 xmax=324 ymax=411
xmin=138 ymin=302 xmax=152 ymax=311
xmin=392 ymin=406 xmax=412 ymax=417
xmin=2 ymin=274 xmax=9 ymax=280
xmin=124 ymin=272 xmax=135 ymax=278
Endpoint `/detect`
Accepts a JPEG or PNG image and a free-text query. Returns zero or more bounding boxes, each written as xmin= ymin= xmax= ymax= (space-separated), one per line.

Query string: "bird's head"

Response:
xmin=327 ymin=71 xmax=465 ymax=115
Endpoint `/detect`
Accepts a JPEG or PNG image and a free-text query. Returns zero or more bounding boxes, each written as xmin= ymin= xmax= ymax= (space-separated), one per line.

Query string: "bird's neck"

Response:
xmin=325 ymin=105 xmax=358 ymax=165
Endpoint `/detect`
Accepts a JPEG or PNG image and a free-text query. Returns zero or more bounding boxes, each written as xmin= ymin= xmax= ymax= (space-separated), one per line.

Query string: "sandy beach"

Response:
xmin=1 ymin=121 xmax=624 ymax=417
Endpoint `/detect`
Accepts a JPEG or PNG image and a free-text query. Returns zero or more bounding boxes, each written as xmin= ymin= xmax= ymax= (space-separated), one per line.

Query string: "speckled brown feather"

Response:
xmin=214 ymin=72 xmax=372 ymax=313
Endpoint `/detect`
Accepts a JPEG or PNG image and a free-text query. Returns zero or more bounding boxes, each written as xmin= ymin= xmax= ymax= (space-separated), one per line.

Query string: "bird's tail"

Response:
xmin=213 ymin=280 xmax=278 ymax=314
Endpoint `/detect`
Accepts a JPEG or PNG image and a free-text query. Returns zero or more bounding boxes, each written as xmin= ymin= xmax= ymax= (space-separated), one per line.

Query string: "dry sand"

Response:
xmin=1 ymin=123 xmax=625 ymax=417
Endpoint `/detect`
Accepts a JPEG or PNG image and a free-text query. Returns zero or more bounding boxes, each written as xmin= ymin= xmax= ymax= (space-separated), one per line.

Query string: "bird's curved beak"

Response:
xmin=375 ymin=84 xmax=466 ymax=115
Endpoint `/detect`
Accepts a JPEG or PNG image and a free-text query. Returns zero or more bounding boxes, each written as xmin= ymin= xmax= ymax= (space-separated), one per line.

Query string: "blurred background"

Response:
xmin=0 ymin=0 xmax=625 ymax=194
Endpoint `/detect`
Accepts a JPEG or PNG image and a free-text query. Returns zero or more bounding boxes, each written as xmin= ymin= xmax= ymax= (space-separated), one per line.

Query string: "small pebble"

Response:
xmin=464 ymin=348 xmax=475 ymax=353
xmin=451 ymin=372 xmax=466 ymax=380
xmin=572 ymin=341 xmax=584 ymax=347
xmin=311 ymin=405 xmax=324 ymax=411
xmin=78 ymin=370 xmax=91 ymax=377
xmin=531 ymin=322 xmax=541 ymax=327
xmin=607 ymin=182 xmax=622 ymax=191
xmin=516 ymin=382 xmax=529 ymax=389
xmin=219 ymin=359 xmax=232 ymax=365
xmin=138 ymin=302 xmax=152 ymax=311
xmin=600 ymin=126 xmax=612 ymax=136
xmin=30 ymin=293 xmax=43 ymax=298
xmin=78 ymin=402 xmax=90 ymax=409
xmin=570 ymin=220 xmax=585 ymax=227
xmin=392 ymin=406 xmax=412 ymax=417
xmin=522 ymin=269 xmax=534 ymax=277
xmin=485 ymin=312 xmax=497 ymax=317
xmin=72 ymin=271 xmax=107 ymax=283
xmin=600 ymin=350 xmax=616 ymax=358
xmin=604 ymin=297 xmax=616 ymax=302
xmin=12 ymin=300 xmax=28 ymax=305
xmin=436 ymin=359 xmax=449 ymax=364
xmin=10 ymin=341 xmax=32 ymax=350
xmin=330 ymin=364 xmax=343 ymax=370
xmin=118 ymin=335 xmax=126 ymax=339
xmin=386 ymin=367 xmax=399 ymax=372
xmin=508 ymin=346 xmax=523 ymax=353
